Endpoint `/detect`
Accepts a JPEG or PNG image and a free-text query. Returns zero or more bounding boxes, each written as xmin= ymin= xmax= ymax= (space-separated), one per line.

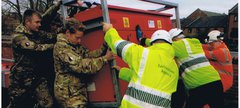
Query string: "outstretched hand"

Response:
xmin=102 ymin=22 xmax=113 ymax=32
xmin=104 ymin=49 xmax=114 ymax=61
xmin=112 ymin=65 xmax=121 ymax=71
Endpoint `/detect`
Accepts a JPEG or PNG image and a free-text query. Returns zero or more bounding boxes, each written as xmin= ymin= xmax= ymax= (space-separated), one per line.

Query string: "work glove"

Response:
xmin=101 ymin=41 xmax=109 ymax=54
xmin=136 ymin=25 xmax=143 ymax=42
xmin=103 ymin=41 xmax=108 ymax=48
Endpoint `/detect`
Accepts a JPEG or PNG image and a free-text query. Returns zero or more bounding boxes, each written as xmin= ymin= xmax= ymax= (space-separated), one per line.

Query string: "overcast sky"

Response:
xmin=104 ymin=0 xmax=238 ymax=19
xmin=165 ymin=0 xmax=238 ymax=18
xmin=4 ymin=0 xmax=238 ymax=19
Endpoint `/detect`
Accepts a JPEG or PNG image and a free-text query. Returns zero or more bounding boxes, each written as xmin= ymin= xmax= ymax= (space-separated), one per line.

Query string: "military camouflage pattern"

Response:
xmin=8 ymin=77 xmax=53 ymax=108
xmin=8 ymin=24 xmax=57 ymax=108
xmin=53 ymin=33 xmax=107 ymax=108
xmin=8 ymin=3 xmax=61 ymax=108
xmin=41 ymin=2 xmax=61 ymax=32
xmin=38 ymin=3 xmax=62 ymax=104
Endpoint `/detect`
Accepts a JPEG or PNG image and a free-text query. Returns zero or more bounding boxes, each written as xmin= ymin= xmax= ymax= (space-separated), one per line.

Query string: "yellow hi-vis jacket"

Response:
xmin=104 ymin=28 xmax=178 ymax=108
xmin=143 ymin=38 xmax=220 ymax=89
xmin=172 ymin=38 xmax=221 ymax=89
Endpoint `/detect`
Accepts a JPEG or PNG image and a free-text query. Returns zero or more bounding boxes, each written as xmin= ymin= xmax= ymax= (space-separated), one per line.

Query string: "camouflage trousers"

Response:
xmin=7 ymin=75 xmax=53 ymax=108
xmin=55 ymin=89 xmax=88 ymax=108
xmin=55 ymin=95 xmax=88 ymax=108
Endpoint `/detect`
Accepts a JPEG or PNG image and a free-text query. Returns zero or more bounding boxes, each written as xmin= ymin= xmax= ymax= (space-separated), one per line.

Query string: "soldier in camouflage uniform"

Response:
xmin=53 ymin=18 xmax=113 ymax=108
xmin=8 ymin=2 xmax=61 ymax=108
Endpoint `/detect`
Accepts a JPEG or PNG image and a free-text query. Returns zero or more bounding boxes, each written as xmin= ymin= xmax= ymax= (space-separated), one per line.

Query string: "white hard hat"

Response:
xmin=207 ymin=30 xmax=222 ymax=43
xmin=150 ymin=30 xmax=172 ymax=44
xmin=169 ymin=28 xmax=183 ymax=38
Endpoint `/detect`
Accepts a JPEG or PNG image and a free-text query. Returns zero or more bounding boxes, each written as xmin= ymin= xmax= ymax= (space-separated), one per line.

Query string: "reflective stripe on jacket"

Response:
xmin=172 ymin=38 xmax=220 ymax=89
xmin=202 ymin=42 xmax=233 ymax=92
xmin=104 ymin=28 xmax=178 ymax=108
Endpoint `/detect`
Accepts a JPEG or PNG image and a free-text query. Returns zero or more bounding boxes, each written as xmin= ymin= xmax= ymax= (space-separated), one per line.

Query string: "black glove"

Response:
xmin=103 ymin=41 xmax=108 ymax=49
xmin=136 ymin=25 xmax=143 ymax=42
xmin=140 ymin=38 xmax=147 ymax=46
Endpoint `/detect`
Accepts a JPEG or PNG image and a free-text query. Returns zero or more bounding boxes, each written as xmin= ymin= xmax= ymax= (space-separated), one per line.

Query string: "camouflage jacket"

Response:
xmin=10 ymin=3 xmax=61 ymax=77
xmin=41 ymin=3 xmax=61 ymax=32
xmin=11 ymin=24 xmax=57 ymax=77
xmin=53 ymin=33 xmax=107 ymax=102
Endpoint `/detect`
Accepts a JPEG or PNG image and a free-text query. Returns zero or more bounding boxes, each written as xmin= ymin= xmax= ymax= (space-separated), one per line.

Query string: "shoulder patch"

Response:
xmin=20 ymin=39 xmax=36 ymax=49
xmin=56 ymin=45 xmax=81 ymax=65
xmin=64 ymin=52 xmax=80 ymax=65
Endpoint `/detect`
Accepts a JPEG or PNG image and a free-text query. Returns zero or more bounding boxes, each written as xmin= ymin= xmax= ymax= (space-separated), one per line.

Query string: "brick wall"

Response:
xmin=2 ymin=37 xmax=13 ymax=59
xmin=2 ymin=47 xmax=13 ymax=59
xmin=225 ymin=57 xmax=238 ymax=100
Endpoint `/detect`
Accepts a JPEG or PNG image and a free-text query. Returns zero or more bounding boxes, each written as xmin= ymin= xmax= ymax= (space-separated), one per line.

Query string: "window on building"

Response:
xmin=197 ymin=28 xmax=200 ymax=33
xmin=234 ymin=15 xmax=238 ymax=22
xmin=230 ymin=28 xmax=238 ymax=38
xmin=188 ymin=28 xmax=192 ymax=33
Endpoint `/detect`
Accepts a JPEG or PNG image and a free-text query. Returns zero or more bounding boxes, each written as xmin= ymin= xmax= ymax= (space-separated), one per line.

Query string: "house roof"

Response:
xmin=229 ymin=3 xmax=238 ymax=14
xmin=181 ymin=8 xmax=227 ymax=28
xmin=202 ymin=10 xmax=226 ymax=16
xmin=180 ymin=18 xmax=193 ymax=27
xmin=187 ymin=8 xmax=224 ymax=19
xmin=187 ymin=15 xmax=227 ymax=28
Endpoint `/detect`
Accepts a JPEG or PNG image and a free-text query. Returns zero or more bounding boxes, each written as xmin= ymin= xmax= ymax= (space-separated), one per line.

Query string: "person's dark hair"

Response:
xmin=62 ymin=18 xmax=86 ymax=34
xmin=22 ymin=9 xmax=42 ymax=25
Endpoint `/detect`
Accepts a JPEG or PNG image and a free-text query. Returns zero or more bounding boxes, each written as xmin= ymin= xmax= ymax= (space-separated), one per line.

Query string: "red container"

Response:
xmin=2 ymin=62 xmax=13 ymax=88
xmin=2 ymin=72 xmax=10 ymax=88
xmin=74 ymin=5 xmax=173 ymax=102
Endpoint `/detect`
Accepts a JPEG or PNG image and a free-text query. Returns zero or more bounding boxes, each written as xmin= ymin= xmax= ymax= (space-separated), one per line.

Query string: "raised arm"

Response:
xmin=12 ymin=34 xmax=54 ymax=52
xmin=54 ymin=44 xmax=113 ymax=74
xmin=102 ymin=23 xmax=144 ymax=66
xmin=42 ymin=1 xmax=61 ymax=25
xmin=39 ymin=30 xmax=58 ymax=43
xmin=83 ymin=43 xmax=108 ymax=58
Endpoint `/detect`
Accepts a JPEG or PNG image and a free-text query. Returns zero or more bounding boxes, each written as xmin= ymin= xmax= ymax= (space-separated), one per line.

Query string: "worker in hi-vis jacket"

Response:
xmin=139 ymin=28 xmax=224 ymax=108
xmin=102 ymin=22 xmax=178 ymax=108
xmin=203 ymin=30 xmax=233 ymax=93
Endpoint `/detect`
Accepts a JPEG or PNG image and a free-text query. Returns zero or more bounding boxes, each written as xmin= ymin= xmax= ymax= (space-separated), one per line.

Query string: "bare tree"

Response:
xmin=2 ymin=0 xmax=22 ymax=21
xmin=2 ymin=0 xmax=55 ymax=35
xmin=2 ymin=0 xmax=54 ymax=22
